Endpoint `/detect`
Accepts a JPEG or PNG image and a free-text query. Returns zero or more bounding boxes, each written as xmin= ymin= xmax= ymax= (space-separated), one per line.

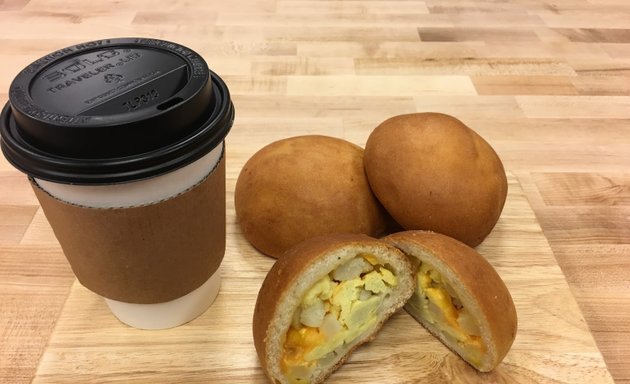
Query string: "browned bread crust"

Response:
xmin=364 ymin=113 xmax=508 ymax=247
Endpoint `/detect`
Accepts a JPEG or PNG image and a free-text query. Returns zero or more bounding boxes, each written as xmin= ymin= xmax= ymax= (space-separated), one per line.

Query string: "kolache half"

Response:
xmin=253 ymin=233 xmax=415 ymax=384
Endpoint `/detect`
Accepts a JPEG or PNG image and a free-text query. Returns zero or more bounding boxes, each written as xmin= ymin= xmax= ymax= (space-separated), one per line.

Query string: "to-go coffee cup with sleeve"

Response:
xmin=0 ymin=38 xmax=234 ymax=329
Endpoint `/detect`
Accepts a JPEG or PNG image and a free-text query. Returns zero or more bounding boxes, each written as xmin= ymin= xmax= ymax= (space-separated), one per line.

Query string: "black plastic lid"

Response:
xmin=0 ymin=37 xmax=234 ymax=184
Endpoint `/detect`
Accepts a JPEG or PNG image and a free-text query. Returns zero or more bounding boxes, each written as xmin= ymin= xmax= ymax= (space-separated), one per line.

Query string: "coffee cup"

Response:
xmin=0 ymin=38 xmax=234 ymax=329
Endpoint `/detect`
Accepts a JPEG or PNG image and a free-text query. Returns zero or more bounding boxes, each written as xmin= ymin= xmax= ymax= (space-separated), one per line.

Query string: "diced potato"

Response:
xmin=305 ymin=316 xmax=346 ymax=361
xmin=331 ymin=257 xmax=373 ymax=281
xmin=320 ymin=313 xmax=343 ymax=340
xmin=426 ymin=299 xmax=446 ymax=325
xmin=457 ymin=309 xmax=481 ymax=336
xmin=300 ymin=299 xmax=326 ymax=328
xmin=406 ymin=289 xmax=427 ymax=313
xmin=303 ymin=275 xmax=333 ymax=307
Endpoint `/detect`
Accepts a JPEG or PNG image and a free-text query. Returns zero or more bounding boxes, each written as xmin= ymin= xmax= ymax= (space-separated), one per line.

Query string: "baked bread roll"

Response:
xmin=235 ymin=135 xmax=390 ymax=258
xmin=384 ymin=230 xmax=517 ymax=372
xmin=253 ymin=233 xmax=415 ymax=384
xmin=364 ymin=112 xmax=508 ymax=247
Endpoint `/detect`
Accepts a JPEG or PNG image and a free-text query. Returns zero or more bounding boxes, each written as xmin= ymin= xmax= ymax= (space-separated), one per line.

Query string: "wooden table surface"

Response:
xmin=1 ymin=1 xmax=629 ymax=383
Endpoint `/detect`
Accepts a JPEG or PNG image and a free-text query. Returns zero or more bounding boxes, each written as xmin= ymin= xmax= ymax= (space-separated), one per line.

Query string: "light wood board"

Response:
xmin=32 ymin=173 xmax=614 ymax=383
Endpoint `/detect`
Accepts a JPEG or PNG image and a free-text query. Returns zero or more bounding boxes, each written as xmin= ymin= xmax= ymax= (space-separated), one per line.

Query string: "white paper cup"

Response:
xmin=35 ymin=143 xmax=224 ymax=329
xmin=1 ymin=38 xmax=234 ymax=329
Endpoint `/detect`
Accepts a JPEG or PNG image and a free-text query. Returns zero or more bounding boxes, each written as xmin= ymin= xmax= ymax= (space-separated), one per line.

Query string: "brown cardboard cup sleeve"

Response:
xmin=30 ymin=155 xmax=226 ymax=304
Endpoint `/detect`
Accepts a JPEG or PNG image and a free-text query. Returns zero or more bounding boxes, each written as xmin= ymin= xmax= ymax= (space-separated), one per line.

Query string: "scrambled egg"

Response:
xmin=281 ymin=254 xmax=398 ymax=383
xmin=408 ymin=262 xmax=485 ymax=365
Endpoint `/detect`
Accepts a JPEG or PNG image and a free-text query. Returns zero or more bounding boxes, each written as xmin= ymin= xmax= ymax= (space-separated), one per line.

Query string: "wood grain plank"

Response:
xmin=572 ymin=74 xmax=630 ymax=95
xmin=298 ymin=41 xmax=487 ymax=58
xmin=418 ymin=27 xmax=541 ymax=42
xmin=286 ymin=75 xmax=477 ymax=96
xmin=19 ymin=209 xmax=63 ymax=247
xmin=426 ymin=1 xmax=531 ymax=14
xmin=445 ymin=11 xmax=545 ymax=28
xmin=216 ymin=12 xmax=450 ymax=28
xmin=472 ymin=75 xmax=579 ymax=95
xmin=0 ymin=172 xmax=39 ymax=206
xmin=531 ymin=207 xmax=630 ymax=246
xmin=251 ymin=57 xmax=354 ymax=76
xmin=553 ymin=28 xmax=630 ymax=43
xmin=518 ymin=172 xmax=630 ymax=382
xmin=414 ymin=95 xmax=525 ymax=119
xmin=220 ymin=26 xmax=421 ymax=43
xmin=533 ymin=173 xmax=630 ymax=206
xmin=0 ymin=205 xmax=38 ymax=245
xmin=276 ymin=1 xmax=430 ymax=15
xmin=516 ymin=95 xmax=630 ymax=118
xmin=356 ymin=57 xmax=576 ymax=76
xmin=0 ymin=0 xmax=29 ymax=10
xmin=231 ymin=94 xmax=417 ymax=119
xmin=534 ymin=8 xmax=630 ymax=28
xmin=0 ymin=246 xmax=74 ymax=384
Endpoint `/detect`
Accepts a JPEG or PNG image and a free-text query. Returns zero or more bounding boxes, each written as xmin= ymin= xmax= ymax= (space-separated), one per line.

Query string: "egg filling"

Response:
xmin=281 ymin=254 xmax=398 ymax=384
xmin=407 ymin=262 xmax=485 ymax=366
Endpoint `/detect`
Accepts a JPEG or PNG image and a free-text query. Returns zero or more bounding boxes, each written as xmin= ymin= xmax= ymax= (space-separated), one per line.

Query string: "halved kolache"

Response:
xmin=253 ymin=233 xmax=415 ymax=384
xmin=384 ymin=230 xmax=517 ymax=372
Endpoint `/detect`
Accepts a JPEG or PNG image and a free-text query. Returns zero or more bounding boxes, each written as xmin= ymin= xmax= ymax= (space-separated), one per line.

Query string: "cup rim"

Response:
xmin=0 ymin=38 xmax=234 ymax=185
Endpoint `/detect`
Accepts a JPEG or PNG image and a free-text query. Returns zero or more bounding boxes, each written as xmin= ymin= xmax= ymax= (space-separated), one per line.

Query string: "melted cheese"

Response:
xmin=282 ymin=327 xmax=324 ymax=372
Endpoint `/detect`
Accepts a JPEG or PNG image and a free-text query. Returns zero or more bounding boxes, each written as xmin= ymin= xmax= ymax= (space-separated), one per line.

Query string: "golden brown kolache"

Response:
xmin=384 ymin=230 xmax=517 ymax=372
xmin=235 ymin=135 xmax=390 ymax=259
xmin=253 ymin=233 xmax=415 ymax=384
xmin=364 ymin=112 xmax=508 ymax=247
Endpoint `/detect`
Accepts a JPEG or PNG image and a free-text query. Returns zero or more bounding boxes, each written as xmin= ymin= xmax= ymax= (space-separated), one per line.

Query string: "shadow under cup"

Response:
xmin=0 ymin=38 xmax=235 ymax=329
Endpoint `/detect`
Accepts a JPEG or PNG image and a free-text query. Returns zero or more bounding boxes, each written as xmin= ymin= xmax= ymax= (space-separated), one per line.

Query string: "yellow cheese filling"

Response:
xmin=281 ymin=253 xmax=398 ymax=384
xmin=407 ymin=262 xmax=485 ymax=366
